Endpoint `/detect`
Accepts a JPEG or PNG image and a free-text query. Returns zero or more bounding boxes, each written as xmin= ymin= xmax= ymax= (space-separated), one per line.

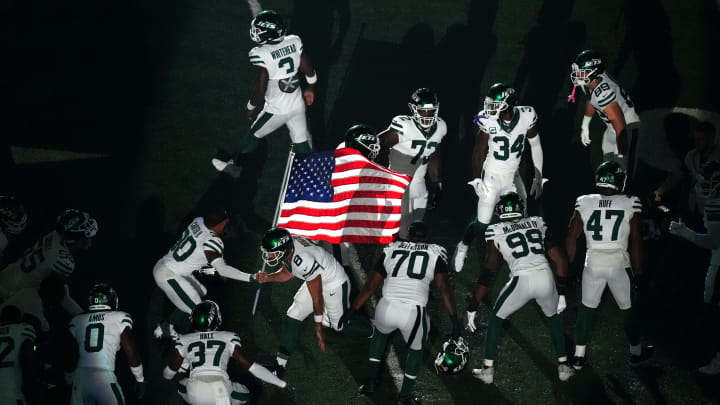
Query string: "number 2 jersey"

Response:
xmin=379 ymin=241 xmax=448 ymax=306
xmin=69 ymin=310 xmax=133 ymax=371
xmin=589 ymin=73 xmax=640 ymax=132
xmin=287 ymin=236 xmax=347 ymax=289
xmin=174 ymin=330 xmax=242 ymax=379
xmin=476 ymin=106 xmax=538 ymax=174
xmin=485 ymin=216 xmax=550 ymax=275
xmin=0 ymin=322 xmax=36 ymax=394
xmin=159 ymin=217 xmax=224 ymax=276
xmin=386 ymin=115 xmax=447 ymax=178
xmin=248 ymin=34 xmax=304 ymax=114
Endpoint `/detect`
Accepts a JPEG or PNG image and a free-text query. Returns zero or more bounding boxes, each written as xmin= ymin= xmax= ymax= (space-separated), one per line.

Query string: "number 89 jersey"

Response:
xmin=161 ymin=217 xmax=224 ymax=276
xmin=589 ymin=73 xmax=640 ymax=131
xmin=69 ymin=310 xmax=133 ymax=371
xmin=485 ymin=216 xmax=550 ymax=275
xmin=381 ymin=241 xmax=448 ymax=306
xmin=575 ymin=193 xmax=641 ymax=251
xmin=476 ymin=106 xmax=537 ymax=174
xmin=174 ymin=331 xmax=242 ymax=379
xmin=248 ymin=35 xmax=304 ymax=114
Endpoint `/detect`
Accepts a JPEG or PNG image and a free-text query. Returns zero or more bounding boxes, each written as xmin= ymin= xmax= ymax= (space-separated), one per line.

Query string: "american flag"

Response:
xmin=277 ymin=147 xmax=412 ymax=244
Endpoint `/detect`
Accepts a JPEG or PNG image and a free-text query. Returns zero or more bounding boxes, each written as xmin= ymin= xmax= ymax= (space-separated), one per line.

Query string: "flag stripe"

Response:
xmin=332 ymin=175 xmax=411 ymax=189
xmin=280 ymin=204 xmax=402 ymax=217
xmin=279 ymin=219 xmax=401 ymax=231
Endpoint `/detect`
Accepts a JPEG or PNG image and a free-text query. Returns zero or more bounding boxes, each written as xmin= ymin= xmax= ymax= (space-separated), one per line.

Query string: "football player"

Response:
xmin=669 ymin=160 xmax=720 ymax=374
xmin=0 ymin=194 xmax=28 ymax=267
xmin=570 ymin=49 xmax=640 ymax=168
xmin=164 ymin=301 xmax=287 ymax=404
xmin=377 ymin=88 xmax=446 ymax=239
xmin=255 ymin=227 xmax=373 ymax=376
xmin=452 ymin=83 xmax=545 ymax=272
xmin=343 ymin=123 xmax=381 ymax=161
xmin=0 ymin=306 xmax=37 ymax=405
xmin=470 ymin=192 xmax=573 ymax=384
xmin=68 ymin=284 xmax=144 ymax=404
xmin=342 ymin=221 xmax=462 ymax=405
xmin=565 ymin=161 xmax=651 ymax=369
xmin=153 ymin=208 xmax=253 ymax=336
xmin=212 ymin=9 xmax=317 ymax=177
xmin=0 ymin=209 xmax=97 ymax=331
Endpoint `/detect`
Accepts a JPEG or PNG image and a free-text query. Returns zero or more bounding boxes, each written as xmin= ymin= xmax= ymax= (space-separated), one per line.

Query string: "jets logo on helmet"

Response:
xmin=0 ymin=195 xmax=28 ymax=235
xmin=495 ymin=191 xmax=525 ymax=220
xmin=88 ymin=283 xmax=119 ymax=311
xmin=695 ymin=160 xmax=720 ymax=199
xmin=484 ymin=83 xmax=517 ymax=118
xmin=570 ymin=49 xmax=605 ymax=87
xmin=345 ymin=124 xmax=381 ymax=161
xmin=595 ymin=161 xmax=626 ymax=192
xmin=250 ymin=10 xmax=286 ymax=44
xmin=191 ymin=300 xmax=222 ymax=332
xmin=408 ymin=88 xmax=439 ymax=131
xmin=434 ymin=337 xmax=469 ymax=375
xmin=261 ymin=227 xmax=294 ymax=267
xmin=57 ymin=209 xmax=98 ymax=240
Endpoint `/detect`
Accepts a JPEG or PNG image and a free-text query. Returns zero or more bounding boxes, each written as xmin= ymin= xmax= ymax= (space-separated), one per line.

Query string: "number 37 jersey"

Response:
xmin=381 ymin=241 xmax=448 ymax=306
xmin=575 ymin=194 xmax=641 ymax=251
xmin=69 ymin=310 xmax=133 ymax=371
xmin=485 ymin=216 xmax=549 ymax=275
xmin=174 ymin=331 xmax=242 ymax=379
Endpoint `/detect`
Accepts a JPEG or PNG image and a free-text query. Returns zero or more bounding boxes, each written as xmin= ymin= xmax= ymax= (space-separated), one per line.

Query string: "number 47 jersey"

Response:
xmin=575 ymin=194 xmax=641 ymax=251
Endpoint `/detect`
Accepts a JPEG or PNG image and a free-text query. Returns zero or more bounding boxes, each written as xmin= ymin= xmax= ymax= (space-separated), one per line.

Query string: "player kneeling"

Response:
xmin=469 ymin=192 xmax=573 ymax=384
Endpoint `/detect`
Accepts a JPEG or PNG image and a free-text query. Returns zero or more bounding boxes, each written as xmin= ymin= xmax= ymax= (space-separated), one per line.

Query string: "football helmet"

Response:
xmin=695 ymin=160 xmax=720 ymax=199
xmin=190 ymin=300 xmax=222 ymax=332
xmin=495 ymin=192 xmax=525 ymax=220
xmin=88 ymin=283 xmax=119 ymax=311
xmin=261 ymin=227 xmax=294 ymax=267
xmin=570 ymin=49 xmax=605 ymax=87
xmin=345 ymin=124 xmax=380 ymax=161
xmin=57 ymin=209 xmax=98 ymax=240
xmin=595 ymin=161 xmax=626 ymax=192
xmin=434 ymin=337 xmax=469 ymax=375
xmin=484 ymin=83 xmax=517 ymax=118
xmin=0 ymin=195 xmax=27 ymax=235
xmin=408 ymin=88 xmax=439 ymax=130
xmin=250 ymin=10 xmax=285 ymax=44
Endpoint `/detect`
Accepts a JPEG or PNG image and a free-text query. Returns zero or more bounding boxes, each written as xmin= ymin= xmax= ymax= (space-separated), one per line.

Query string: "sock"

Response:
xmin=276 ymin=352 xmax=289 ymax=368
xmin=168 ymin=309 xmax=191 ymax=333
xmin=399 ymin=349 xmax=423 ymax=397
xmin=546 ymin=314 xmax=567 ymax=358
xmin=575 ymin=345 xmax=586 ymax=357
xmin=278 ymin=317 xmax=303 ymax=364
xmin=621 ymin=307 xmax=641 ymax=347
xmin=484 ymin=314 xmax=505 ymax=361
xmin=574 ymin=304 xmax=597 ymax=347
xmin=293 ymin=141 xmax=311 ymax=154
xmin=367 ymin=329 xmax=389 ymax=380
xmin=340 ymin=316 xmax=374 ymax=338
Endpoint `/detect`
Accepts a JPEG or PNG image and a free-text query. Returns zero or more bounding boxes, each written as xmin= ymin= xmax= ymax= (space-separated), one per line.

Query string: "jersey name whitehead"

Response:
xmin=270 ymin=43 xmax=297 ymax=60
xmin=249 ymin=35 xmax=304 ymax=114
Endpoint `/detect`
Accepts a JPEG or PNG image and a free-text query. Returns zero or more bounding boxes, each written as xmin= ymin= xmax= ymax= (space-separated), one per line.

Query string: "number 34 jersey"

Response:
xmin=380 ymin=241 xmax=448 ymax=306
xmin=387 ymin=115 xmax=447 ymax=177
xmin=485 ymin=216 xmax=549 ymax=275
xmin=174 ymin=331 xmax=242 ymax=379
xmin=69 ymin=310 xmax=133 ymax=371
xmin=476 ymin=106 xmax=538 ymax=175
xmin=159 ymin=217 xmax=224 ymax=276
xmin=248 ymin=35 xmax=304 ymax=115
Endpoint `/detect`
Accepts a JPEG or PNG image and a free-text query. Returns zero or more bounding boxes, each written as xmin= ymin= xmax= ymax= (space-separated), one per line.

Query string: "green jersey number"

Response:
xmin=492 ymin=135 xmax=524 ymax=161
xmin=187 ymin=340 xmax=227 ymax=368
xmin=390 ymin=250 xmax=430 ymax=280
xmin=279 ymin=57 xmax=295 ymax=74
xmin=506 ymin=229 xmax=544 ymax=259
xmin=0 ymin=336 xmax=14 ymax=368
xmin=84 ymin=323 xmax=105 ymax=353
xmin=410 ymin=140 xmax=438 ymax=165
xmin=172 ymin=229 xmax=197 ymax=262
xmin=586 ymin=210 xmax=625 ymax=241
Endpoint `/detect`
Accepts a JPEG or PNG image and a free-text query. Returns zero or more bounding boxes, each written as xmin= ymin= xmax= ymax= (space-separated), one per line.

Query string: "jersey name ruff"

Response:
xmin=270 ymin=44 xmax=297 ymax=60
xmin=501 ymin=220 xmax=538 ymax=234
xmin=599 ymin=200 xmax=613 ymax=208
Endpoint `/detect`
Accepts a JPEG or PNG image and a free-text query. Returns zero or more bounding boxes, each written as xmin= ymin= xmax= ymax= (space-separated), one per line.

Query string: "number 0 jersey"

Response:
xmin=476 ymin=106 xmax=538 ymax=174
xmin=174 ymin=331 xmax=242 ymax=379
xmin=575 ymin=194 xmax=641 ymax=251
xmin=379 ymin=241 xmax=447 ymax=306
xmin=589 ymin=73 xmax=640 ymax=131
xmin=0 ymin=230 xmax=74 ymax=294
xmin=159 ymin=217 xmax=224 ymax=276
xmin=69 ymin=310 xmax=133 ymax=372
xmin=248 ymin=34 xmax=304 ymax=114
xmin=287 ymin=236 xmax=347 ymax=289
xmin=387 ymin=115 xmax=447 ymax=178
xmin=0 ymin=322 xmax=36 ymax=391
xmin=485 ymin=216 xmax=550 ymax=275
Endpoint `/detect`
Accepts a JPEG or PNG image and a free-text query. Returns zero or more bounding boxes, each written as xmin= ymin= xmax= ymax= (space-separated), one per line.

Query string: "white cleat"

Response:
xmin=212 ymin=158 xmax=243 ymax=178
xmin=699 ymin=353 xmax=720 ymax=375
xmin=452 ymin=242 xmax=469 ymax=272
xmin=472 ymin=366 xmax=494 ymax=384
xmin=212 ymin=158 xmax=230 ymax=172
xmin=558 ymin=363 xmax=575 ymax=381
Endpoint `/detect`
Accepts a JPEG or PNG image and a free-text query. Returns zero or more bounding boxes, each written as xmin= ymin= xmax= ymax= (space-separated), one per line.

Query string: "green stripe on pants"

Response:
xmin=168 ymin=278 xmax=198 ymax=311
xmin=111 ymin=383 xmax=125 ymax=405
xmin=249 ymin=112 xmax=274 ymax=137
xmin=493 ymin=276 xmax=519 ymax=314
xmin=342 ymin=281 xmax=349 ymax=309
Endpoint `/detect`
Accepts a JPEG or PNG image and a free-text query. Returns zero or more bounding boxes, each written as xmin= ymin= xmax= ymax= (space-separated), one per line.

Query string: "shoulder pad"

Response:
xmin=575 ymin=194 xmax=595 ymax=209
xmin=248 ymin=47 xmax=265 ymax=67
xmin=390 ymin=116 xmax=409 ymax=133
xmin=430 ymin=244 xmax=448 ymax=262
xmin=203 ymin=237 xmax=224 ymax=255
xmin=484 ymin=224 xmax=500 ymax=240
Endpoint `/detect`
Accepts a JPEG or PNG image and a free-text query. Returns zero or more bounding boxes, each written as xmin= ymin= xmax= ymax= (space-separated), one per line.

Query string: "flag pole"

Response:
xmin=252 ymin=145 xmax=297 ymax=317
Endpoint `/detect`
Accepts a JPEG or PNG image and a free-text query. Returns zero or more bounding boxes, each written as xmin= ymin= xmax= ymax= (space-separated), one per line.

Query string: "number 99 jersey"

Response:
xmin=248 ymin=34 xmax=304 ymax=114
xmin=69 ymin=310 xmax=133 ymax=371
xmin=476 ymin=106 xmax=537 ymax=175
xmin=174 ymin=331 xmax=242 ymax=379
xmin=380 ymin=241 xmax=448 ymax=306
xmin=485 ymin=216 xmax=550 ymax=275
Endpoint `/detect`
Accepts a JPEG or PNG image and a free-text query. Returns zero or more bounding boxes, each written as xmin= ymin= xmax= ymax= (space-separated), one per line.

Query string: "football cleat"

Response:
xmin=571 ymin=355 xmax=587 ymax=370
xmin=394 ymin=396 xmax=421 ymax=405
xmin=558 ymin=363 xmax=575 ymax=381
xmin=698 ymin=353 xmax=720 ymax=375
xmin=212 ymin=158 xmax=243 ymax=178
xmin=452 ymin=241 xmax=468 ymax=272
xmin=153 ymin=322 xmax=178 ymax=340
xmin=472 ymin=365 xmax=494 ymax=384
xmin=358 ymin=378 xmax=380 ymax=396
xmin=629 ymin=345 xmax=654 ymax=366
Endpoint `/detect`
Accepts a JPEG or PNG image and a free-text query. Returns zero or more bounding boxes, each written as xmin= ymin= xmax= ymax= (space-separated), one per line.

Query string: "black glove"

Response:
xmin=427 ymin=182 xmax=442 ymax=211
xmin=450 ymin=314 xmax=462 ymax=340
xmin=339 ymin=308 xmax=356 ymax=329
xmin=135 ymin=381 xmax=145 ymax=400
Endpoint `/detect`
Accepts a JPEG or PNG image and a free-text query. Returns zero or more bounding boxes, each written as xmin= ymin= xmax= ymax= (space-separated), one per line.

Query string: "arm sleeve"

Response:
xmin=211 ymin=257 xmax=253 ymax=282
xmin=248 ymin=362 xmax=287 ymax=388
xmin=203 ymin=237 xmax=225 ymax=256
xmin=528 ymin=134 xmax=543 ymax=174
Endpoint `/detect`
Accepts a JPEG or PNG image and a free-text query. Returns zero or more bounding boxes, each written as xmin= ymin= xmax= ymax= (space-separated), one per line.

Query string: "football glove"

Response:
xmin=580 ymin=127 xmax=591 ymax=146
xmin=466 ymin=310 xmax=478 ymax=333
xmin=557 ymin=295 xmax=567 ymax=314
xmin=452 ymin=241 xmax=469 ymax=273
xmin=530 ymin=168 xmax=544 ymax=199
xmin=468 ymin=178 xmax=488 ymax=198
xmin=338 ymin=308 xmax=356 ymax=330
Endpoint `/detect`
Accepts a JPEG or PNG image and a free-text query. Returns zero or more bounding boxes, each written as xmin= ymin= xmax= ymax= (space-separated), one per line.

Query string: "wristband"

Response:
xmin=162 ymin=365 xmax=176 ymax=380
xmin=305 ymin=72 xmax=317 ymax=84
xmin=247 ymin=100 xmax=256 ymax=111
xmin=130 ymin=364 xmax=144 ymax=382
xmin=313 ymin=314 xmax=323 ymax=323
xmin=617 ymin=154 xmax=624 ymax=158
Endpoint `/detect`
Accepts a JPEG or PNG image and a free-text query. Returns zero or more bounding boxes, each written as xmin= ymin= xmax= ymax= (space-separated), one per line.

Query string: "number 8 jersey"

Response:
xmin=381 ymin=241 xmax=448 ymax=306
xmin=485 ymin=216 xmax=549 ymax=274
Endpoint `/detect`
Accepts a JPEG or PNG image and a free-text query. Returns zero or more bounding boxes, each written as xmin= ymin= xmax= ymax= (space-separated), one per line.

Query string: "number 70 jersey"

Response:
xmin=575 ymin=193 xmax=641 ymax=251
xmin=381 ymin=241 xmax=447 ymax=306
xmin=485 ymin=216 xmax=550 ymax=275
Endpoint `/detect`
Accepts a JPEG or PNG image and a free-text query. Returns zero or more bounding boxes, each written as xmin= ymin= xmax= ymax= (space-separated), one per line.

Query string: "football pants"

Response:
xmin=71 ymin=369 xmax=125 ymax=405
xmin=286 ymin=280 xmax=350 ymax=331
xmin=374 ymin=298 xmax=430 ymax=351
xmin=493 ymin=268 xmax=558 ymax=319
xmin=153 ymin=262 xmax=206 ymax=314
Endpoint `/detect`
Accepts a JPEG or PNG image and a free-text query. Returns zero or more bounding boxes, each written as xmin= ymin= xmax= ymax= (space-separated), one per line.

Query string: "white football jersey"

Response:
xmin=287 ymin=236 xmax=347 ymax=289
xmin=485 ymin=216 xmax=550 ymax=275
xmin=159 ymin=217 xmax=224 ymax=276
xmin=381 ymin=241 xmax=447 ymax=306
xmin=387 ymin=115 xmax=447 ymax=178
xmin=0 ymin=231 xmax=74 ymax=294
xmin=702 ymin=198 xmax=720 ymax=265
xmin=69 ymin=310 xmax=133 ymax=372
xmin=0 ymin=322 xmax=36 ymax=392
xmin=477 ymin=106 xmax=538 ymax=174
xmin=589 ymin=73 xmax=640 ymax=131
xmin=248 ymin=35 xmax=304 ymax=114
xmin=174 ymin=330 xmax=242 ymax=379
xmin=575 ymin=194 xmax=641 ymax=251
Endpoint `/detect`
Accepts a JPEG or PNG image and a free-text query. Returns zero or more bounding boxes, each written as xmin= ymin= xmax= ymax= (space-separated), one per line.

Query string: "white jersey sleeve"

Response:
xmin=589 ymin=73 xmax=640 ymax=128
xmin=69 ymin=311 xmax=132 ymax=372
xmin=288 ymin=236 xmax=346 ymax=289
xmin=485 ymin=216 xmax=550 ymax=275
xmin=380 ymin=241 xmax=447 ymax=306
xmin=576 ymin=193 xmax=641 ymax=251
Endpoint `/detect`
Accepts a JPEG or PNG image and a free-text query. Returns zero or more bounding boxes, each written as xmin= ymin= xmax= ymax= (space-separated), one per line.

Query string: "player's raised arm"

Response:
xmin=306 ymin=275 xmax=326 ymax=352
xmin=231 ymin=346 xmax=287 ymax=388
xmin=471 ymin=127 xmax=490 ymax=179
xmin=565 ymin=210 xmax=584 ymax=263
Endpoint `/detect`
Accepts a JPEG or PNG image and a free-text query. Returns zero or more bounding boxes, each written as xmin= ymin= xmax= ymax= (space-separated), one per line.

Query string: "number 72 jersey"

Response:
xmin=575 ymin=193 xmax=642 ymax=251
